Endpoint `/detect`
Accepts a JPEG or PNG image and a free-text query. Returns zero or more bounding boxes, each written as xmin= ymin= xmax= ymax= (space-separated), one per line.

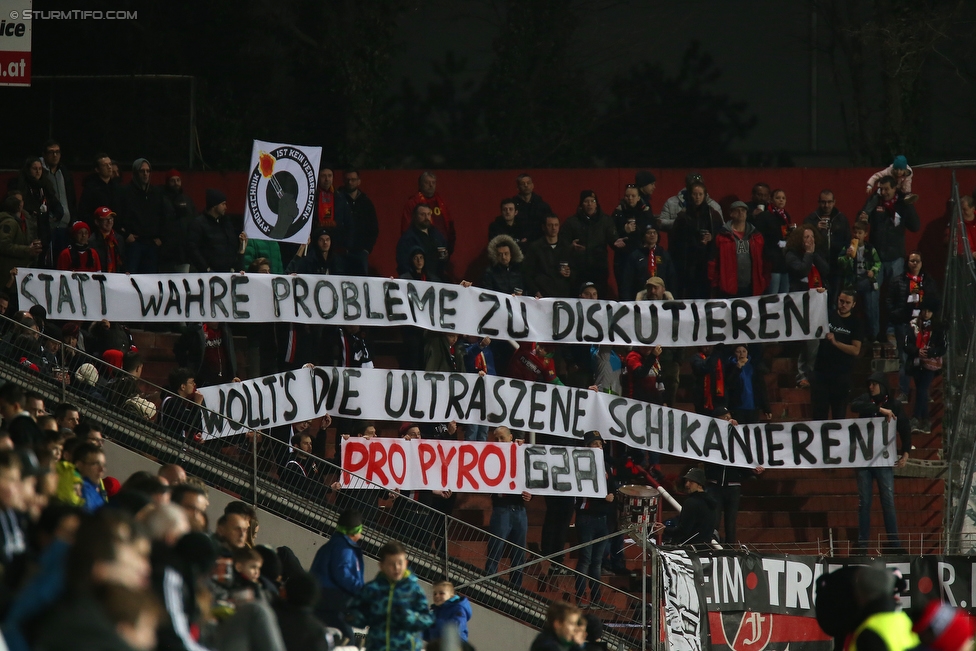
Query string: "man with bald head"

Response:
xmin=484 ymin=427 xmax=531 ymax=587
xmin=158 ymin=464 xmax=187 ymax=486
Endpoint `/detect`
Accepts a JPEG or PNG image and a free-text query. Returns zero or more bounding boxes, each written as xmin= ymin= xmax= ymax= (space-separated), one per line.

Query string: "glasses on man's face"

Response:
xmin=46 ymin=149 xmax=61 ymax=156
xmin=909 ymin=259 xmax=921 ymax=264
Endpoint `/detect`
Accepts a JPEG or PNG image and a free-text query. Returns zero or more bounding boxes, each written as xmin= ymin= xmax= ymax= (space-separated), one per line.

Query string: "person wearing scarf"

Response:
xmin=56 ymin=221 xmax=102 ymax=272
xmin=10 ymin=157 xmax=62 ymax=257
xmin=905 ymin=296 xmax=946 ymax=434
xmin=859 ymin=175 xmax=920 ymax=324
xmin=887 ymin=252 xmax=937 ymax=400
xmin=756 ymin=188 xmax=794 ymax=294
xmin=611 ymin=184 xmax=652 ymax=296
xmin=784 ymin=224 xmax=829 ymax=388
xmin=624 ymin=223 xmax=676 ymax=300
xmin=89 ymin=206 xmax=125 ymax=273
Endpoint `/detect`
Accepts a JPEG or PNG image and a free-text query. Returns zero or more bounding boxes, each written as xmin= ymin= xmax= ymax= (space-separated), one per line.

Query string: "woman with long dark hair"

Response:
xmin=671 ymin=181 xmax=722 ymax=299
xmin=9 ymin=157 xmax=63 ymax=260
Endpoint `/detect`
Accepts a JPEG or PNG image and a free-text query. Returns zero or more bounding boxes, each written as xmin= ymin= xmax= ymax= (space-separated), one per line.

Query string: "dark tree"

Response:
xmin=815 ymin=0 xmax=970 ymax=164
xmin=597 ymin=42 xmax=757 ymax=168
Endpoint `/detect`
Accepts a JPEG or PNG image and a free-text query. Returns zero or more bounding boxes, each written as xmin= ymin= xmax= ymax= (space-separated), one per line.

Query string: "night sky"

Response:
xmin=394 ymin=0 xmax=975 ymax=163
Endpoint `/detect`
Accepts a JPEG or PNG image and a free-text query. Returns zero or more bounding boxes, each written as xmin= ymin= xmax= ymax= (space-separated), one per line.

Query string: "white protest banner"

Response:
xmin=197 ymin=367 xmax=894 ymax=470
xmin=0 ymin=1 xmax=31 ymax=87
xmin=339 ymin=438 xmax=606 ymax=497
xmin=244 ymin=140 xmax=321 ymax=244
xmin=18 ymin=270 xmax=828 ymax=347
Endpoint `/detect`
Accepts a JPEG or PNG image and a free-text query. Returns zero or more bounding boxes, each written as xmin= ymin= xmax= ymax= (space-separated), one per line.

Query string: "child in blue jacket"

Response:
xmin=348 ymin=541 xmax=434 ymax=651
xmin=425 ymin=580 xmax=472 ymax=642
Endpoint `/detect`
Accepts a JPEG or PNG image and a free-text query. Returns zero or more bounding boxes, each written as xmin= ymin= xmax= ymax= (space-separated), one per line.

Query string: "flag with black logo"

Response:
xmin=244 ymin=140 xmax=321 ymax=244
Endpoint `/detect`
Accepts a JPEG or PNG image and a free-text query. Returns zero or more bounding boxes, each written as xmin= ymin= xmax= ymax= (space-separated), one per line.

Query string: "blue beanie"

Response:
xmin=892 ymin=155 xmax=908 ymax=170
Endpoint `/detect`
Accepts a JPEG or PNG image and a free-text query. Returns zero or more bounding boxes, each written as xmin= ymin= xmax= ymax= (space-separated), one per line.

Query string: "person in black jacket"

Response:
xmin=611 ymin=185 xmax=653 ymax=296
xmin=887 ymin=251 xmax=938 ymax=400
xmin=481 ymin=234 xmax=525 ymax=295
xmin=523 ymin=215 xmax=577 ymax=298
xmin=173 ymin=322 xmax=238 ymax=387
xmin=117 ymin=158 xmax=169 ymax=273
xmin=859 ymin=175 xmax=921 ymax=335
xmin=705 ymin=408 xmax=765 ymax=545
xmin=514 ymin=174 xmax=553 ymax=243
xmin=338 ymin=169 xmax=379 ymax=276
xmin=77 ymin=153 xmax=121 ymax=230
xmin=665 ymin=467 xmax=717 ymax=549
xmin=487 ymin=197 xmax=531 ymax=244
xmin=274 ymin=570 xmax=332 ymax=651
xmin=670 ymin=182 xmax=723 ymax=299
xmin=188 ymin=189 xmax=246 ymax=272
xmin=904 ymin=297 xmax=946 ymax=434
xmin=850 ymin=371 xmax=911 ymax=554
xmin=160 ymin=170 xmax=196 ymax=273
xmin=623 ymin=224 xmax=675 ymax=301
xmin=573 ymin=431 xmax=616 ymax=610
xmin=286 ymin=228 xmax=345 ymax=276
xmin=784 ymin=225 xmax=829 ymax=388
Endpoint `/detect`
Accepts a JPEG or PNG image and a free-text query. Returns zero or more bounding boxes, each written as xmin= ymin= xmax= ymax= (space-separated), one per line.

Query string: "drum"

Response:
xmin=618 ymin=484 xmax=659 ymax=525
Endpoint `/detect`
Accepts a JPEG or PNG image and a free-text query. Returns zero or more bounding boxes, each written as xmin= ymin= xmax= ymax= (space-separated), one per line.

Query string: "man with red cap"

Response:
xmin=57 ymin=221 xmax=102 ymax=272
xmin=89 ymin=206 xmax=125 ymax=273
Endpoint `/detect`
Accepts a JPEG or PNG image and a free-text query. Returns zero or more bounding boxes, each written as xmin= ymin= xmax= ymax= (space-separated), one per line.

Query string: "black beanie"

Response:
xmin=579 ymin=190 xmax=597 ymax=205
xmin=205 ymin=188 xmax=227 ymax=211
xmin=635 ymin=170 xmax=656 ymax=187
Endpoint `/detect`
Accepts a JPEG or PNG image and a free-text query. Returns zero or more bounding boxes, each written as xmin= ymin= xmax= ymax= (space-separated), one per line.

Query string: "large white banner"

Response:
xmin=17 ymin=270 xmax=828 ymax=346
xmin=196 ymin=367 xmax=894 ymax=469
xmin=340 ymin=438 xmax=607 ymax=497
xmin=244 ymin=140 xmax=321 ymax=244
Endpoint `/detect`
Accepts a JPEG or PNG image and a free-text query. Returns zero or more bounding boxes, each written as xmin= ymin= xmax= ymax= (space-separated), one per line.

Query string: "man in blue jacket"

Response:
xmin=310 ymin=508 xmax=364 ymax=643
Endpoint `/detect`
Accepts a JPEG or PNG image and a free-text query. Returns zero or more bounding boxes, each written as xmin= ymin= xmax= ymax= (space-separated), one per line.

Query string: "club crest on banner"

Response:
xmin=245 ymin=140 xmax=321 ymax=244
xmin=724 ymin=612 xmax=773 ymax=651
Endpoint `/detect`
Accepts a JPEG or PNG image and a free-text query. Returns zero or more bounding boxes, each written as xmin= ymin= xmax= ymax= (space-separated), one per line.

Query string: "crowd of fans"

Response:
xmin=0 ymin=142 xmax=970 ymax=640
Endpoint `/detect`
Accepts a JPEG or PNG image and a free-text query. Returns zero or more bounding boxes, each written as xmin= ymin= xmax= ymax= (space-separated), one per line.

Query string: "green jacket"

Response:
xmin=348 ymin=570 xmax=434 ymax=651
xmin=242 ymin=237 xmax=284 ymax=274
xmin=836 ymin=242 xmax=881 ymax=289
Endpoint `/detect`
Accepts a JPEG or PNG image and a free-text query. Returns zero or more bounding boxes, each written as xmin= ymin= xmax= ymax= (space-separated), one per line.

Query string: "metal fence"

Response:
xmin=0 ymin=313 xmax=662 ymax=651
xmin=941 ymin=172 xmax=976 ymax=553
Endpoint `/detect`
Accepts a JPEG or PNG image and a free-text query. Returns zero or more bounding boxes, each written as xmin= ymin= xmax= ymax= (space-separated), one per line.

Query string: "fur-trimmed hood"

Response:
xmin=487 ymin=233 xmax=523 ymax=266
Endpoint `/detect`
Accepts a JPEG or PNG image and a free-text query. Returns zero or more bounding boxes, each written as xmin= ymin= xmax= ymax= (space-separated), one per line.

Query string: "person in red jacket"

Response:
xmin=399 ymin=171 xmax=455 ymax=254
xmin=709 ymin=201 xmax=766 ymax=297
xmin=56 ymin=221 xmax=102 ymax=272
xmin=507 ymin=342 xmax=562 ymax=385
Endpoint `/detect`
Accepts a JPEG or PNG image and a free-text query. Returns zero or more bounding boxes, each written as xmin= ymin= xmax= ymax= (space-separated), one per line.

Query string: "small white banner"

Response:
xmin=244 ymin=140 xmax=321 ymax=244
xmin=339 ymin=438 xmax=607 ymax=497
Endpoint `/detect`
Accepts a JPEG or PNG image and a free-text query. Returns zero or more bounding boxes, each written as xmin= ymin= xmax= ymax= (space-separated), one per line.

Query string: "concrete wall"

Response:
xmin=102 ymin=441 xmax=539 ymax=651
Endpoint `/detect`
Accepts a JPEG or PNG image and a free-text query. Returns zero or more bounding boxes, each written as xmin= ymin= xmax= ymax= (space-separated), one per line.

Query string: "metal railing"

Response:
xmin=941 ymin=171 xmax=976 ymax=552
xmin=0 ymin=314 xmax=660 ymax=650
